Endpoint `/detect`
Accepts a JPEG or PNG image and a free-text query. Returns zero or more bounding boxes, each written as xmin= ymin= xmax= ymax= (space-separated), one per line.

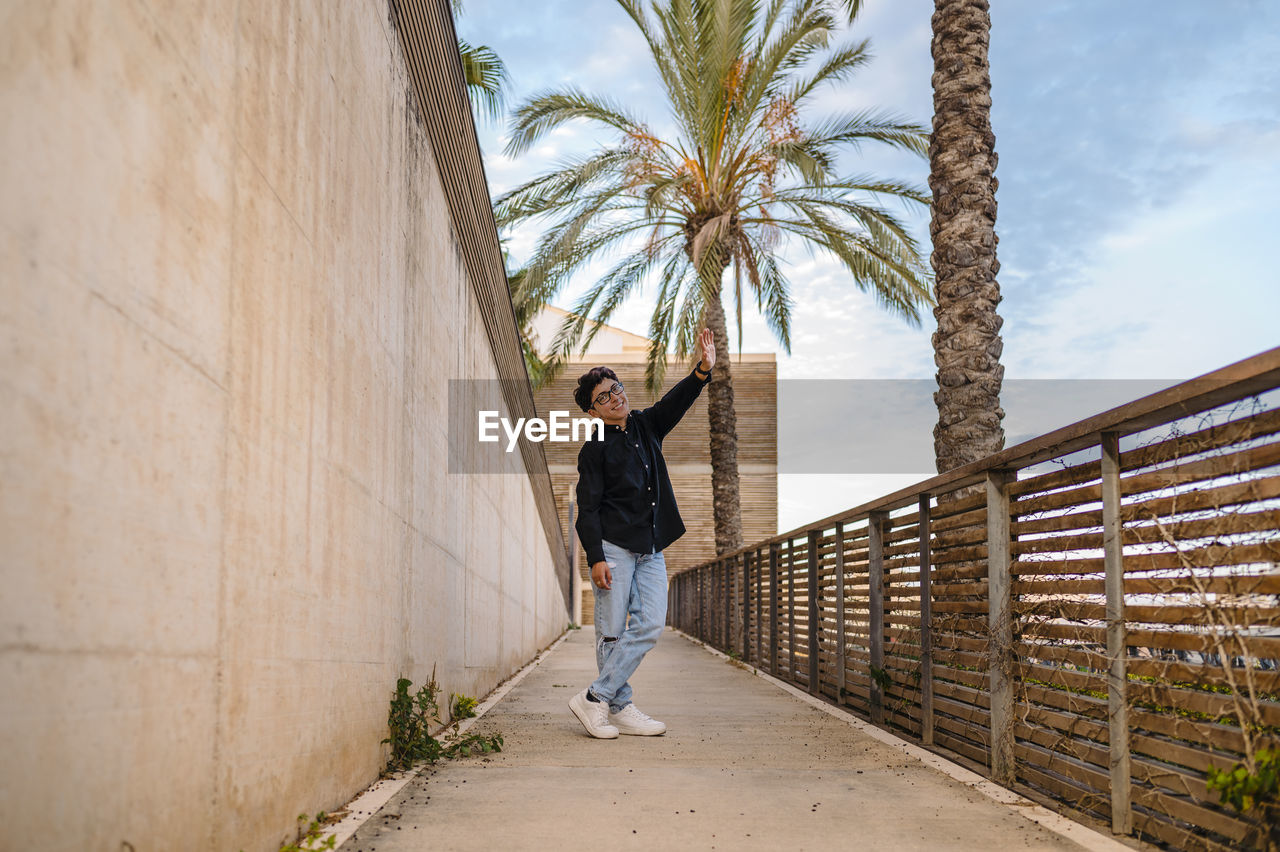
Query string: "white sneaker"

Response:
xmin=569 ymin=689 xmax=619 ymax=739
xmin=609 ymin=703 xmax=667 ymax=736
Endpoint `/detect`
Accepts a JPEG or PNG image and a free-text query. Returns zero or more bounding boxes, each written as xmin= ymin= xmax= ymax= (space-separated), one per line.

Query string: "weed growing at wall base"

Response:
xmin=382 ymin=667 xmax=503 ymax=773
xmin=279 ymin=812 xmax=339 ymax=852
xmin=451 ymin=692 xmax=479 ymax=720
xmin=237 ymin=811 xmax=343 ymax=852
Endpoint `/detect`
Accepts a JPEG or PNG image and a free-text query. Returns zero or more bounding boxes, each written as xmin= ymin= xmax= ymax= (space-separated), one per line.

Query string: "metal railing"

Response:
xmin=670 ymin=347 xmax=1280 ymax=851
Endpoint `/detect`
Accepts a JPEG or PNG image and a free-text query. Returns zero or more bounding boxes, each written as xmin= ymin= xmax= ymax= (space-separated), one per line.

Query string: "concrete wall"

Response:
xmin=0 ymin=2 xmax=568 ymax=850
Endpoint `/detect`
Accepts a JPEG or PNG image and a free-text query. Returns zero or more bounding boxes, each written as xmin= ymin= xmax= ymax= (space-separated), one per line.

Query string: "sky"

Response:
xmin=457 ymin=0 xmax=1280 ymax=532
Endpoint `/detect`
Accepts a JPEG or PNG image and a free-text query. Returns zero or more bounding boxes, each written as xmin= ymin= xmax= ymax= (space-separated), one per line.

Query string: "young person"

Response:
xmin=568 ymin=328 xmax=716 ymax=738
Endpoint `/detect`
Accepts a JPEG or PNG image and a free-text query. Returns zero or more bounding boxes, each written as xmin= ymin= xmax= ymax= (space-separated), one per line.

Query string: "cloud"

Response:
xmin=988 ymin=4 xmax=1278 ymax=324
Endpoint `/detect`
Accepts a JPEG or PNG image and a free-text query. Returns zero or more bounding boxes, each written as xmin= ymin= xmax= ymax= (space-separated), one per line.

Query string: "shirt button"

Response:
xmin=651 ymin=501 xmax=656 ymax=506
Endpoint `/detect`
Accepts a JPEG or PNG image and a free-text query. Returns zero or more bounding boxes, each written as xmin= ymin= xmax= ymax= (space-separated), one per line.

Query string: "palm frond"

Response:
xmin=788 ymin=38 xmax=871 ymax=104
xmin=770 ymin=202 xmax=931 ymax=325
xmin=737 ymin=234 xmax=792 ymax=352
xmin=767 ymin=136 xmax=836 ymax=186
xmin=505 ymin=89 xmax=647 ymax=156
xmin=740 ymin=0 xmax=834 ymax=125
xmin=643 ymin=254 xmax=691 ymax=389
xmin=615 ymin=0 xmax=700 ymax=134
xmin=804 ymin=110 xmax=930 ymax=157
xmin=493 ymin=149 xmax=633 ymax=225
xmin=671 ymin=279 xmax=706 ymax=362
xmin=458 ymin=40 xmax=510 ymax=123
xmin=764 ymin=174 xmax=932 ymax=206
xmin=521 ymin=211 xmax=666 ymax=305
xmin=835 ymin=0 xmax=863 ymax=22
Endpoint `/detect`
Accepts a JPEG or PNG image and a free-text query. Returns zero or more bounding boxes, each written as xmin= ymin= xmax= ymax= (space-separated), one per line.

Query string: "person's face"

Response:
xmin=588 ymin=377 xmax=629 ymax=423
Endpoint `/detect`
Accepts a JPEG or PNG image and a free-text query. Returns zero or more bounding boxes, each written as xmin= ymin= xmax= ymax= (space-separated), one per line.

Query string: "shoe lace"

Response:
xmin=618 ymin=704 xmax=652 ymax=723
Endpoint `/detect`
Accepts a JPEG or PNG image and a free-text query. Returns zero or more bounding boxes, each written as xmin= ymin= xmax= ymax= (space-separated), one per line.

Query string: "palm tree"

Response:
xmin=496 ymin=0 xmax=934 ymax=555
xmin=452 ymin=1 xmax=510 ymax=123
xmin=506 ymin=263 xmax=566 ymax=388
xmin=928 ymin=0 xmax=1006 ymax=483
xmin=459 ymin=40 xmax=509 ymax=122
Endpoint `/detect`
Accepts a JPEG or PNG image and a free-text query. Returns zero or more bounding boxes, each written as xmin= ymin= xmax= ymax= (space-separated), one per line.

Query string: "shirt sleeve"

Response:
xmin=574 ymin=443 xmax=606 ymax=566
xmin=642 ymin=367 xmax=712 ymax=440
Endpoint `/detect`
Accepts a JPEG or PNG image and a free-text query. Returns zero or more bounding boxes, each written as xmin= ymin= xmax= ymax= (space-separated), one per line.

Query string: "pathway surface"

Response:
xmin=339 ymin=628 xmax=1114 ymax=851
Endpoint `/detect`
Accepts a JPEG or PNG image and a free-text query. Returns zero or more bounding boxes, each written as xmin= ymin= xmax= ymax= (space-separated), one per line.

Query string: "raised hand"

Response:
xmin=698 ymin=327 xmax=715 ymax=372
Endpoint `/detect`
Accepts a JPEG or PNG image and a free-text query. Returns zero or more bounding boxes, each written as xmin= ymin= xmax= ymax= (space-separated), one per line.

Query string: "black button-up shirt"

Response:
xmin=574 ymin=367 xmax=711 ymax=565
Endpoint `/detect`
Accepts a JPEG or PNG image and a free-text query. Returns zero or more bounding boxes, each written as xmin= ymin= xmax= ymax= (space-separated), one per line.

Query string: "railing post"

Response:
xmin=677 ymin=574 xmax=682 ymax=630
xmin=691 ymin=571 xmax=696 ymax=632
xmin=835 ymin=522 xmax=846 ymax=703
xmin=706 ymin=565 xmax=713 ymax=642
xmin=674 ymin=575 xmax=680 ymax=629
xmin=986 ymin=469 xmax=1016 ymax=786
xmin=919 ymin=495 xmax=934 ymax=746
xmin=681 ymin=575 xmax=687 ymax=631
xmin=707 ymin=564 xmax=713 ymax=642
xmin=869 ymin=510 xmax=887 ymax=725
xmin=697 ymin=568 xmax=703 ymax=638
xmin=769 ymin=543 xmax=780 ymax=675
xmin=808 ymin=529 xmax=821 ymax=695
xmin=690 ymin=570 xmax=696 ymax=635
xmin=755 ymin=548 xmax=763 ymax=666
xmin=686 ymin=571 xmax=692 ymax=632
xmin=682 ymin=574 xmax=688 ymax=631
xmin=671 ymin=576 xmax=678 ymax=629
xmin=723 ymin=560 xmax=729 ymax=648
xmin=721 ymin=560 xmax=728 ymax=649
xmin=682 ymin=573 xmax=689 ymax=631
xmin=788 ymin=538 xmax=797 ymax=681
xmin=1102 ymin=432 xmax=1132 ymax=835
xmin=740 ymin=553 xmax=750 ymax=660
xmin=675 ymin=575 xmax=681 ymax=630
xmin=724 ymin=559 xmax=732 ymax=652
xmin=711 ymin=562 xmax=718 ymax=646
xmin=709 ymin=564 xmax=716 ymax=644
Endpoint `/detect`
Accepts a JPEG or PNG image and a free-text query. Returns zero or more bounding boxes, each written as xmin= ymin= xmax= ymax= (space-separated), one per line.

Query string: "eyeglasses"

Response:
xmin=593 ymin=382 xmax=624 ymax=408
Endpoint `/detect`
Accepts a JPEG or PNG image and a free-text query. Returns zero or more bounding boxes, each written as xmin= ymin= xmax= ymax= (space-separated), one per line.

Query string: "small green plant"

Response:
xmin=382 ymin=668 xmax=503 ymax=773
xmin=567 ymin=621 xmax=581 ymax=630
xmin=278 ymin=812 xmax=337 ymax=852
xmin=1207 ymin=748 xmax=1279 ymax=814
xmin=451 ymin=692 xmax=479 ymax=720
xmin=868 ymin=665 xmax=892 ymax=693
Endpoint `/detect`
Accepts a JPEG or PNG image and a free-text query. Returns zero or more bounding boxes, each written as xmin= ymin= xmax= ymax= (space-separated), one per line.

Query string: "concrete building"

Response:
xmin=1 ymin=2 xmax=569 ymax=850
xmin=531 ymin=307 xmax=778 ymax=623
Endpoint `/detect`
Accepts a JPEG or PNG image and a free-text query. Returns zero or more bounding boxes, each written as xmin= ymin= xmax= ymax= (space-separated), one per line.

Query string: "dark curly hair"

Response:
xmin=574 ymin=366 xmax=619 ymax=413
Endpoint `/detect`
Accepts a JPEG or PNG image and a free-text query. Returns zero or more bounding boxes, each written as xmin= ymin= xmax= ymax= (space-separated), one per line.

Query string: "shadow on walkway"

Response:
xmin=340 ymin=628 xmax=1106 ymax=851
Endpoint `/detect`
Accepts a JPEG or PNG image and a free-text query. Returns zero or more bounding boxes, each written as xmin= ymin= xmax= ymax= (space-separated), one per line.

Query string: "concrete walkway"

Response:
xmin=338 ymin=628 xmax=1122 ymax=852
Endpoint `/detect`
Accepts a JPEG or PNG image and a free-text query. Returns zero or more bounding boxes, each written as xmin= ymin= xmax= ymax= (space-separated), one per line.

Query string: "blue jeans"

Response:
xmin=590 ymin=539 xmax=668 ymax=713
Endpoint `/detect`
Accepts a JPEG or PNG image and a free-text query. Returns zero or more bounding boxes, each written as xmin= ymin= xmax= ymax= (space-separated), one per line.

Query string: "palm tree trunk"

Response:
xmin=703 ymin=290 xmax=744 ymax=556
xmin=929 ymin=0 xmax=1006 ymax=495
